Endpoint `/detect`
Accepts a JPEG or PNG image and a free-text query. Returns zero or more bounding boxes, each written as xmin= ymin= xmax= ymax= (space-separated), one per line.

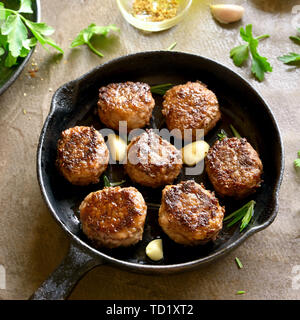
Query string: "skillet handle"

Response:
xmin=29 ymin=241 xmax=103 ymax=300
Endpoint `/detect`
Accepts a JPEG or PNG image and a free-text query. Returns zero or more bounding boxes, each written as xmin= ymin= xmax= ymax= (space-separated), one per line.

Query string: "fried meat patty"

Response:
xmin=97 ymin=81 xmax=155 ymax=131
xmin=205 ymin=137 xmax=263 ymax=199
xmin=125 ymin=129 xmax=183 ymax=188
xmin=162 ymin=81 xmax=221 ymax=140
xmin=80 ymin=187 xmax=147 ymax=248
xmin=56 ymin=126 xmax=109 ymax=186
xmin=158 ymin=180 xmax=225 ymax=245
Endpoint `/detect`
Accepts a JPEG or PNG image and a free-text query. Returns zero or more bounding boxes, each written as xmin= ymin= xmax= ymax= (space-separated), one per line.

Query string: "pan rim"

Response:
xmin=37 ymin=51 xmax=284 ymax=272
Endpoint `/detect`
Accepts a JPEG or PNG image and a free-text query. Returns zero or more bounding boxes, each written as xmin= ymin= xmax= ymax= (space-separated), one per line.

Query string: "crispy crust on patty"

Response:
xmin=56 ymin=126 xmax=109 ymax=185
xmin=125 ymin=129 xmax=183 ymax=188
xmin=205 ymin=137 xmax=263 ymax=199
xmin=162 ymin=81 xmax=221 ymax=140
xmin=97 ymin=81 xmax=155 ymax=131
xmin=80 ymin=187 xmax=147 ymax=248
xmin=158 ymin=180 xmax=225 ymax=245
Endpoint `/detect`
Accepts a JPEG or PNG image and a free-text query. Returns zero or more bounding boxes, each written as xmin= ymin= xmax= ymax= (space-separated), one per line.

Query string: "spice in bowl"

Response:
xmin=132 ymin=0 xmax=179 ymax=22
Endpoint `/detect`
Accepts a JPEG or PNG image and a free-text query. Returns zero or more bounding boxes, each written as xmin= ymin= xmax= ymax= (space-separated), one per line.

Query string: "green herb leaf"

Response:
xmin=236 ymin=290 xmax=246 ymax=295
xmin=230 ymin=24 xmax=272 ymax=81
xmin=295 ymin=158 xmax=300 ymax=168
xmin=19 ymin=45 xmax=30 ymax=57
xmin=229 ymin=124 xmax=242 ymax=138
xmin=1 ymin=14 xmax=27 ymax=57
xmin=91 ymin=24 xmax=119 ymax=35
xmin=22 ymin=37 xmax=36 ymax=50
xmin=248 ymin=34 xmax=272 ymax=82
xmin=0 ymin=34 xmax=7 ymax=49
xmin=150 ymin=83 xmax=173 ymax=95
xmin=4 ymin=51 xmax=17 ymax=67
xmin=103 ymin=175 xmax=125 ymax=187
xmin=278 ymin=28 xmax=300 ymax=65
xmin=18 ymin=0 xmax=33 ymax=14
xmin=290 ymin=36 xmax=300 ymax=45
xmin=26 ymin=21 xmax=55 ymax=36
xmin=295 ymin=150 xmax=300 ymax=169
xmin=110 ymin=180 xmax=126 ymax=187
xmin=224 ymin=200 xmax=256 ymax=232
xmin=70 ymin=23 xmax=119 ymax=57
xmin=25 ymin=20 xmax=63 ymax=53
xmin=278 ymin=52 xmax=300 ymax=65
xmin=217 ymin=129 xmax=227 ymax=141
xmin=235 ymin=257 xmax=243 ymax=269
xmin=0 ymin=2 xmax=5 ymax=21
xmin=0 ymin=46 xmax=4 ymax=56
xmin=230 ymin=44 xmax=249 ymax=67
xmin=103 ymin=175 xmax=111 ymax=187
xmin=166 ymin=41 xmax=177 ymax=51
xmin=240 ymin=24 xmax=252 ymax=42
xmin=240 ymin=202 xmax=255 ymax=232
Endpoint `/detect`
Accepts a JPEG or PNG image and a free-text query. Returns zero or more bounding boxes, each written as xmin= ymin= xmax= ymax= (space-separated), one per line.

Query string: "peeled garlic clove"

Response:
xmin=210 ymin=4 xmax=245 ymax=24
xmin=182 ymin=140 xmax=210 ymax=166
xmin=107 ymin=134 xmax=127 ymax=162
xmin=146 ymin=239 xmax=163 ymax=261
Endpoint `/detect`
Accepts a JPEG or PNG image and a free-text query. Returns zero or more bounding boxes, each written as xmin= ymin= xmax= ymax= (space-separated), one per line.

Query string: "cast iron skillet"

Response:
xmin=0 ymin=0 xmax=40 ymax=96
xmin=31 ymin=51 xmax=284 ymax=300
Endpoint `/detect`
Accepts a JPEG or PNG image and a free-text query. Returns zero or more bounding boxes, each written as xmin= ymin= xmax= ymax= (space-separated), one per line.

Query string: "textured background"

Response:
xmin=0 ymin=0 xmax=299 ymax=300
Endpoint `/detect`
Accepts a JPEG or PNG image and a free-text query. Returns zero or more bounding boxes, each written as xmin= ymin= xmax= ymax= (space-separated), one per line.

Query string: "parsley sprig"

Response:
xmin=70 ymin=23 xmax=119 ymax=58
xmin=0 ymin=0 xmax=63 ymax=67
xmin=278 ymin=53 xmax=300 ymax=64
xmin=230 ymin=24 xmax=272 ymax=81
xmin=224 ymin=200 xmax=256 ymax=232
xmin=294 ymin=151 xmax=300 ymax=169
xmin=278 ymin=28 xmax=300 ymax=65
xmin=289 ymin=28 xmax=300 ymax=44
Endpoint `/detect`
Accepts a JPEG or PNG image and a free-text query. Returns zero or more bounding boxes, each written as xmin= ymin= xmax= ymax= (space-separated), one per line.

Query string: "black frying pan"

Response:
xmin=31 ymin=51 xmax=284 ymax=300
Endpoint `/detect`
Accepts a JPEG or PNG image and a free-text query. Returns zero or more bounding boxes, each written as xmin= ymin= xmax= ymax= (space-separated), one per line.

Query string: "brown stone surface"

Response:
xmin=0 ymin=0 xmax=299 ymax=300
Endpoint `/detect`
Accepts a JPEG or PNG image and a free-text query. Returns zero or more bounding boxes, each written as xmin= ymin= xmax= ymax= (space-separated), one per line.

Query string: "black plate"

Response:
xmin=37 ymin=51 xmax=284 ymax=272
xmin=0 ymin=0 xmax=40 ymax=95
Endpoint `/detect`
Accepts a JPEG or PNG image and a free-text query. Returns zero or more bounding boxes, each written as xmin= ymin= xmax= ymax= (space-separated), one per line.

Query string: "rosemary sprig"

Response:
xmin=166 ymin=41 xmax=177 ymax=51
xmin=150 ymin=83 xmax=173 ymax=95
xmin=235 ymin=257 xmax=243 ymax=269
xmin=236 ymin=290 xmax=246 ymax=295
xmin=230 ymin=124 xmax=242 ymax=138
xmin=103 ymin=175 xmax=125 ymax=187
xmin=217 ymin=129 xmax=228 ymax=140
xmin=224 ymin=200 xmax=256 ymax=232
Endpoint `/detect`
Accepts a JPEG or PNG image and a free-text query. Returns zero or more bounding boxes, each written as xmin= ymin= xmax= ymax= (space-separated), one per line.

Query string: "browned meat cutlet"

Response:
xmin=56 ymin=126 xmax=109 ymax=186
xmin=97 ymin=81 xmax=155 ymax=131
xmin=162 ymin=81 xmax=221 ymax=140
xmin=205 ymin=137 xmax=263 ymax=199
xmin=79 ymin=187 xmax=147 ymax=248
xmin=158 ymin=180 xmax=225 ymax=245
xmin=125 ymin=129 xmax=183 ymax=188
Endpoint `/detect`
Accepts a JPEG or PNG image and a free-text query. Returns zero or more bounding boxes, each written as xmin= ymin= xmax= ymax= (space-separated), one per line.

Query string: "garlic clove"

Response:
xmin=210 ymin=4 xmax=245 ymax=24
xmin=146 ymin=239 xmax=163 ymax=261
xmin=107 ymin=134 xmax=127 ymax=162
xmin=181 ymin=140 xmax=210 ymax=167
